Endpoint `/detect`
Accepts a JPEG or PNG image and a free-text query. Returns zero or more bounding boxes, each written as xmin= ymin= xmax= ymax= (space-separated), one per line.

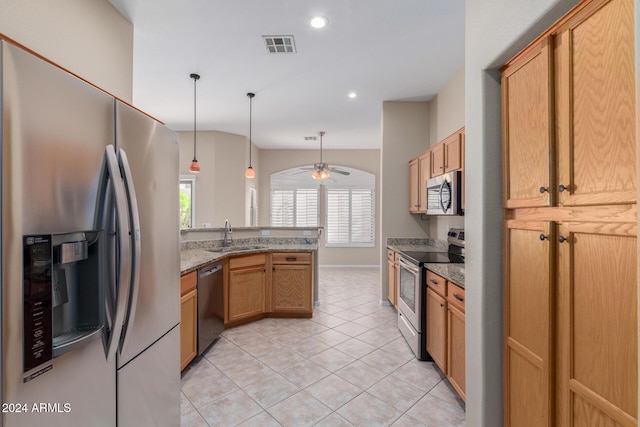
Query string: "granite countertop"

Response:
xmin=181 ymin=243 xmax=318 ymax=275
xmin=424 ymin=263 xmax=465 ymax=289
xmin=387 ymin=240 xmax=465 ymax=288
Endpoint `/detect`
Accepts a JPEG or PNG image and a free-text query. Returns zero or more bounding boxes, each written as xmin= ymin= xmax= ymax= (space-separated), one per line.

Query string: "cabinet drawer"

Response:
xmin=426 ymin=270 xmax=447 ymax=297
xmin=272 ymin=252 xmax=311 ymax=265
xmin=229 ymin=253 xmax=266 ymax=270
xmin=180 ymin=271 xmax=197 ymax=296
xmin=447 ymin=283 xmax=465 ymax=312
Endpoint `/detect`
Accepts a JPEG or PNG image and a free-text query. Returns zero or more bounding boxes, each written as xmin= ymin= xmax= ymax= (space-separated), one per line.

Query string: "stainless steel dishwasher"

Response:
xmin=197 ymin=261 xmax=224 ymax=355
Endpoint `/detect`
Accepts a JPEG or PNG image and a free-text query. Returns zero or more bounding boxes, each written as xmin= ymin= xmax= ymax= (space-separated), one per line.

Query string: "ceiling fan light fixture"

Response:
xmin=311 ymin=131 xmax=330 ymax=180
xmin=189 ymin=73 xmax=201 ymax=174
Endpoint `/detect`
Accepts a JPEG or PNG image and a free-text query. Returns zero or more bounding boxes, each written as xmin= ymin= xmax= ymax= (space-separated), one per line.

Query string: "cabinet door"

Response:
xmin=387 ymin=258 xmax=396 ymax=306
xmin=272 ymin=264 xmax=312 ymax=313
xmin=418 ymin=152 xmax=430 ymax=212
xmin=444 ymin=132 xmax=462 ymax=173
xmin=426 ymin=287 xmax=447 ymax=373
xmin=556 ymin=0 xmax=636 ymax=207
xmin=502 ymin=37 xmax=554 ymax=209
xmin=409 ymin=158 xmax=420 ymax=212
xmin=180 ymin=289 xmax=197 ymax=371
xmin=430 ymin=143 xmax=445 ymax=178
xmin=228 ymin=266 xmax=266 ymax=322
xmin=557 ymin=222 xmax=637 ymax=427
xmin=504 ymin=220 xmax=554 ymax=427
xmin=447 ymin=303 xmax=465 ymax=401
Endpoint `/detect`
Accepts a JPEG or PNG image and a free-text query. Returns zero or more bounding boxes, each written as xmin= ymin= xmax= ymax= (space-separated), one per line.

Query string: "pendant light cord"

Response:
xmin=247 ymin=92 xmax=255 ymax=168
xmin=190 ymin=73 xmax=200 ymax=160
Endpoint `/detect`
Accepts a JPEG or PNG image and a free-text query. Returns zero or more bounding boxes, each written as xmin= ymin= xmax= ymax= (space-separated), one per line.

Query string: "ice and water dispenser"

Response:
xmin=23 ymin=231 xmax=104 ymax=375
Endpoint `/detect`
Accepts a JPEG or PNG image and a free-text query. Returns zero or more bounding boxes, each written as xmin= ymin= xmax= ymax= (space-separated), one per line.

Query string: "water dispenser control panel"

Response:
xmin=23 ymin=235 xmax=53 ymax=373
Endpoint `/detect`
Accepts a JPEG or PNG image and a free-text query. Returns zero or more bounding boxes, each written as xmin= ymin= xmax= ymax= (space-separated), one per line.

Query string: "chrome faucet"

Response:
xmin=223 ymin=219 xmax=233 ymax=247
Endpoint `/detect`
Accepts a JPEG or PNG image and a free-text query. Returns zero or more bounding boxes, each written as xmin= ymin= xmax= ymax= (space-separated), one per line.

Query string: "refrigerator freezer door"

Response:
xmin=1 ymin=42 xmax=116 ymax=425
xmin=117 ymin=325 xmax=180 ymax=426
xmin=114 ymin=101 xmax=180 ymax=367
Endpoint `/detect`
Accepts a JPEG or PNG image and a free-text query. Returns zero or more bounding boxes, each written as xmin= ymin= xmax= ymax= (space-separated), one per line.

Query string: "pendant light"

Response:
xmin=312 ymin=131 xmax=330 ymax=180
xmin=188 ymin=73 xmax=201 ymax=173
xmin=245 ymin=92 xmax=256 ymax=178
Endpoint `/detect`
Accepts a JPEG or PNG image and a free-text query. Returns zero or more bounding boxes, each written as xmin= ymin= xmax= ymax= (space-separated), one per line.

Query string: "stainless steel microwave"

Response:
xmin=426 ymin=171 xmax=463 ymax=215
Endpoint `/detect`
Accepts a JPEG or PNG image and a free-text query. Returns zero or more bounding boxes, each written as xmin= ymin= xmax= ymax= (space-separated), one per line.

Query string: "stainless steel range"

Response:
xmin=397 ymin=229 xmax=464 ymax=360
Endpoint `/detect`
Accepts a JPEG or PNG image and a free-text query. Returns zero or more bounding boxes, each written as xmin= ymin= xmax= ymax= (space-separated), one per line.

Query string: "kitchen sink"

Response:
xmin=207 ymin=245 xmax=264 ymax=253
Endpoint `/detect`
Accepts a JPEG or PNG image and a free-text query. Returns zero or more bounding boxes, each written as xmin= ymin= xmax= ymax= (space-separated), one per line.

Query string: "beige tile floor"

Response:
xmin=181 ymin=267 xmax=466 ymax=427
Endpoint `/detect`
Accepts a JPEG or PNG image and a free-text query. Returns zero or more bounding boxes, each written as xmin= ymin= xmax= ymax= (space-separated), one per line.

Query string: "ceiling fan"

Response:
xmin=301 ymin=131 xmax=351 ymax=180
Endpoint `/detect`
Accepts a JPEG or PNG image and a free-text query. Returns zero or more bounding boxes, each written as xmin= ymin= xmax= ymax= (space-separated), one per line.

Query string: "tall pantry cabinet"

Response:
xmin=502 ymin=0 xmax=637 ymax=426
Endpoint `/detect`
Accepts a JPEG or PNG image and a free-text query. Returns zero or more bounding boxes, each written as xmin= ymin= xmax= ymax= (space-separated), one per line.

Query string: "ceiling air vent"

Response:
xmin=263 ymin=36 xmax=296 ymax=54
xmin=304 ymin=136 xmax=318 ymax=141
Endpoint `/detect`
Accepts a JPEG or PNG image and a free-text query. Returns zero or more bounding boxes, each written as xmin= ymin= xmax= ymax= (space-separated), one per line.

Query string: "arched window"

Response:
xmin=270 ymin=165 xmax=375 ymax=246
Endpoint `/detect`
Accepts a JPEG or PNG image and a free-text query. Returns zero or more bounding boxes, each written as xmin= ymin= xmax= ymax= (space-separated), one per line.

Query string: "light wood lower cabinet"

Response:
xmin=556 ymin=222 xmax=637 ymax=427
xmin=227 ymin=254 xmax=266 ymax=324
xmin=387 ymin=249 xmax=398 ymax=307
xmin=426 ymin=286 xmax=447 ymax=372
xmin=180 ymin=271 xmax=197 ymax=371
xmin=447 ymin=283 xmax=466 ymax=401
xmin=272 ymin=252 xmax=312 ymax=314
xmin=426 ymin=270 xmax=465 ymax=401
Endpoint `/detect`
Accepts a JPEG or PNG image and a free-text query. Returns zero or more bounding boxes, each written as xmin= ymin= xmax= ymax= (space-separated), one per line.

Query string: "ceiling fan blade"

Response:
xmin=330 ymin=168 xmax=350 ymax=175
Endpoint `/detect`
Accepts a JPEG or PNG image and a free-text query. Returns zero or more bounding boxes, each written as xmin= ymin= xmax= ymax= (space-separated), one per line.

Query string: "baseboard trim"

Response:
xmin=319 ymin=264 xmax=380 ymax=268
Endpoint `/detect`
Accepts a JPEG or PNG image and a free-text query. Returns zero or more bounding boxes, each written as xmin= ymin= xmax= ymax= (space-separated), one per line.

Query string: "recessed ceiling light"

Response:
xmin=310 ymin=16 xmax=327 ymax=29
xmin=348 ymin=92 xmax=357 ymax=98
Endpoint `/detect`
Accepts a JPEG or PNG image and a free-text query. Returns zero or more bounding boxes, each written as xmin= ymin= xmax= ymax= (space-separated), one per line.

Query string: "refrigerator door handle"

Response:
xmin=117 ymin=148 xmax=141 ymax=354
xmin=99 ymin=145 xmax=132 ymax=363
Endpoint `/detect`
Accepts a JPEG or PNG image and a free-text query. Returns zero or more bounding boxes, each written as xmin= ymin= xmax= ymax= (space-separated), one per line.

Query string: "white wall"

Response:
xmin=178 ymin=130 xmax=252 ymax=228
xmin=1 ymin=0 xmax=133 ymax=102
xmin=427 ymin=67 xmax=466 ymax=241
xmin=380 ymin=101 xmax=431 ymax=300
xmin=464 ymin=1 xmax=579 ymax=425
xmin=258 ymin=149 xmax=380 ymax=266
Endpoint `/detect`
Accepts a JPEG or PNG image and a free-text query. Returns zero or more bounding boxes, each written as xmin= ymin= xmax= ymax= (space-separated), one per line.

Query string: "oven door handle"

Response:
xmin=399 ymin=257 xmax=420 ymax=275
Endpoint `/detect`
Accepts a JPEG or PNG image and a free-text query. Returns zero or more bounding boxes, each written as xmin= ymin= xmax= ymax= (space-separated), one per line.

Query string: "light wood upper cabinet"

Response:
xmin=556 ymin=222 xmax=637 ymax=427
xmin=180 ymin=271 xmax=198 ymax=371
xmin=555 ymin=0 xmax=636 ymax=206
xmin=431 ymin=129 xmax=464 ymax=178
xmin=409 ymin=157 xmax=420 ymax=213
xmin=409 ymin=151 xmax=431 ymax=213
xmin=503 ymin=221 xmax=554 ymax=426
xmin=418 ymin=152 xmax=430 ymax=211
xmin=430 ymin=143 xmax=445 ymax=178
xmin=272 ymin=252 xmax=312 ymax=314
xmin=502 ymin=37 xmax=554 ymax=209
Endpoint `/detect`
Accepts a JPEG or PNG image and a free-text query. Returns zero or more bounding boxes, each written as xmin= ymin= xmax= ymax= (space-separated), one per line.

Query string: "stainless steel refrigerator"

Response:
xmin=1 ymin=40 xmax=180 ymax=426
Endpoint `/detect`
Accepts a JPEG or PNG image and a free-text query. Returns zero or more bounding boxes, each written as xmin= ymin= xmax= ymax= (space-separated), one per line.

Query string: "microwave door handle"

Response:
xmin=439 ymin=180 xmax=448 ymax=213
xmin=102 ymin=145 xmax=132 ymax=363
xmin=117 ymin=148 xmax=141 ymax=355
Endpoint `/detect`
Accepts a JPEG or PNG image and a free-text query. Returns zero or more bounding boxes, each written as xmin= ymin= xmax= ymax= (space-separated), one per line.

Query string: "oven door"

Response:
xmin=397 ymin=257 xmax=421 ymax=332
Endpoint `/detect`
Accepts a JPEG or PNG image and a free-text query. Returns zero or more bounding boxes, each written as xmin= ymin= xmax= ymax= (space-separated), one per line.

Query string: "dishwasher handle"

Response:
xmin=200 ymin=264 xmax=222 ymax=278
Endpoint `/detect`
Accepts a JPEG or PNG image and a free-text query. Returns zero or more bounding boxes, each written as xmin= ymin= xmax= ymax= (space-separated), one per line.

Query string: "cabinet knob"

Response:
xmin=454 ymin=293 xmax=464 ymax=302
xmin=558 ymin=184 xmax=569 ymax=192
xmin=558 ymin=235 xmax=567 ymax=243
xmin=539 ymin=234 xmax=548 ymax=241
xmin=539 ymin=186 xmax=548 ymax=194
xmin=440 ymin=303 xmax=444 ymax=307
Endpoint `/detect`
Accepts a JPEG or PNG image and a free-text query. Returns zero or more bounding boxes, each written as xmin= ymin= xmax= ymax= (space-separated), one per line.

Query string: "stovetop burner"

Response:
xmin=401 ymin=251 xmax=464 ymax=265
